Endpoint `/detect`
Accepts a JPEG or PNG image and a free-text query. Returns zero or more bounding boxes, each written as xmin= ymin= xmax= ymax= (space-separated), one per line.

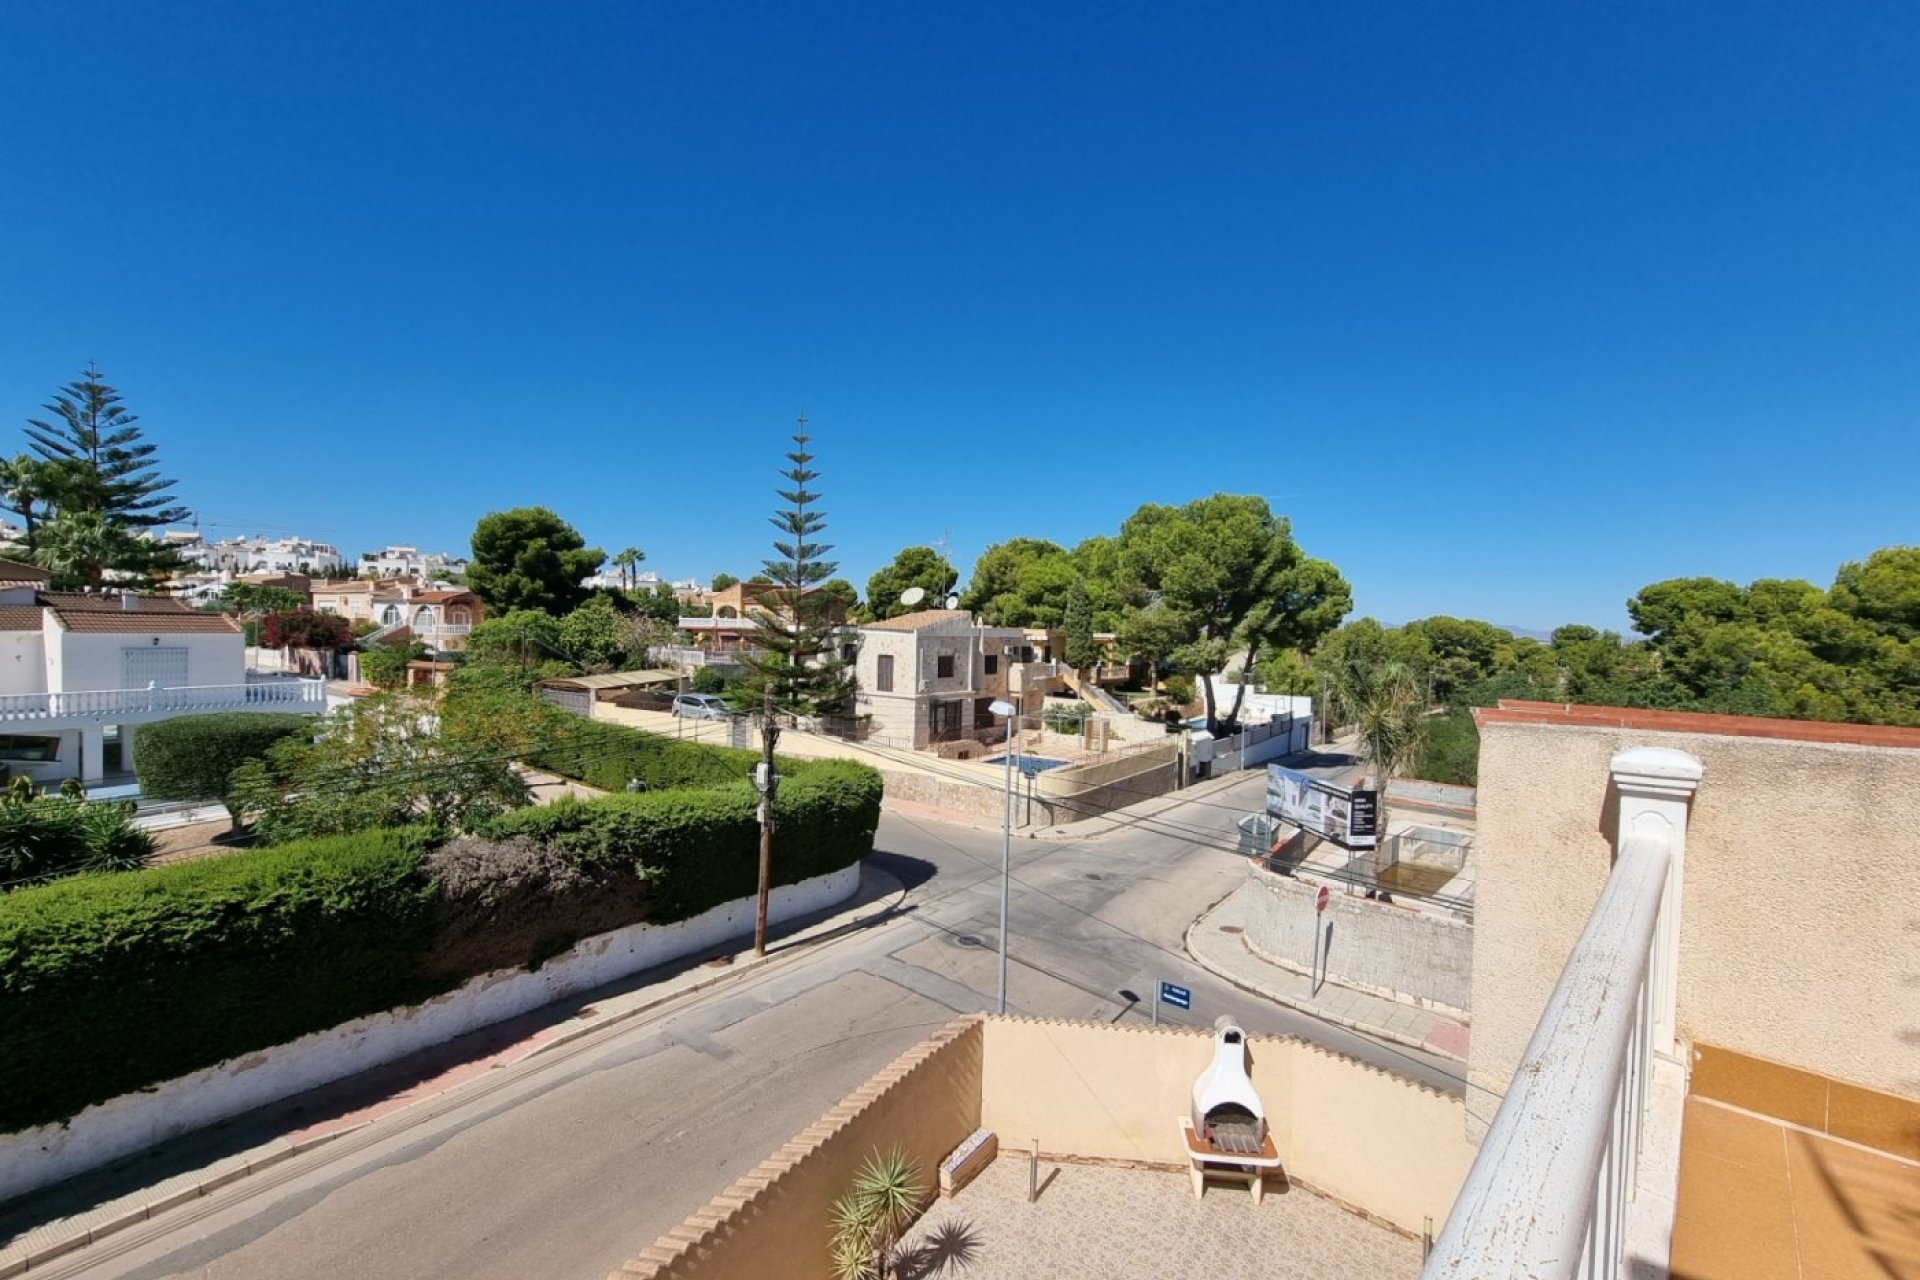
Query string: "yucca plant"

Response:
xmin=829 ymin=1147 xmax=924 ymax=1280
xmin=1335 ymin=656 xmax=1429 ymax=843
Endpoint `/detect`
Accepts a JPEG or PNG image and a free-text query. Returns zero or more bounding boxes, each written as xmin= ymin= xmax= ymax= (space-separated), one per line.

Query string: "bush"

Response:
xmin=0 ymin=783 xmax=155 ymax=888
xmin=691 ymin=666 xmax=729 ymax=695
xmin=525 ymin=717 xmax=782 ymax=794
xmin=1162 ymin=674 xmax=1196 ymax=705
xmin=483 ymin=759 xmax=882 ymax=922
xmin=134 ymin=713 xmax=317 ymax=803
xmin=1414 ymin=707 xmax=1480 ymax=786
xmin=1041 ymin=701 xmax=1091 ymax=734
xmin=0 ymin=829 xmax=438 ymax=1132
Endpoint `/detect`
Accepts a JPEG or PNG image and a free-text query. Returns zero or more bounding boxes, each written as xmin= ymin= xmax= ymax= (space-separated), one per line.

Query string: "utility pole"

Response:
xmin=753 ymin=683 xmax=780 ymax=957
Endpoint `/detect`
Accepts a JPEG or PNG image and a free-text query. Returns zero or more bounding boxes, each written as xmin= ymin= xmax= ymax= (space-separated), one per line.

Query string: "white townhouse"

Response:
xmin=0 ymin=559 xmax=323 ymax=786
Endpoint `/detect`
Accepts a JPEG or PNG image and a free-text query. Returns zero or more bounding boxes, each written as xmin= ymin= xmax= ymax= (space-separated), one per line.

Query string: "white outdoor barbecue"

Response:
xmin=1180 ymin=1016 xmax=1284 ymax=1201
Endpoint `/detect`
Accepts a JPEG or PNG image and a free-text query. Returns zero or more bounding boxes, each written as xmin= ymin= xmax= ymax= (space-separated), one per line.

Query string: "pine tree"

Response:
xmin=737 ymin=422 xmax=856 ymax=958
xmin=26 ymin=365 xmax=189 ymax=530
xmin=21 ymin=366 xmax=189 ymax=589
xmin=735 ymin=424 xmax=857 ymax=719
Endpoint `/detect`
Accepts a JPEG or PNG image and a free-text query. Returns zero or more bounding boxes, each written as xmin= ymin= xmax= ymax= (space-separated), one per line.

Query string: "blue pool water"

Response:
xmin=984 ymin=754 xmax=1071 ymax=774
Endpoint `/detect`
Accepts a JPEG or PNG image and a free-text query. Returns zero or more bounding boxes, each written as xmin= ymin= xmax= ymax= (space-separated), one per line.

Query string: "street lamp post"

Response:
xmin=988 ymin=697 xmax=1018 ymax=1014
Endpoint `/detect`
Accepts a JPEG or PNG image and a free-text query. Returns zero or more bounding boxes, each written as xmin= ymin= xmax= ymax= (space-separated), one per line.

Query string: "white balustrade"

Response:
xmin=0 ymin=680 xmax=326 ymax=722
xmin=1423 ymin=748 xmax=1701 ymax=1280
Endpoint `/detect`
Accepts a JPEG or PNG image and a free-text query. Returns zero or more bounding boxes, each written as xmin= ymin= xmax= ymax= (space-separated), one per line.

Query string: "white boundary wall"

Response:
xmin=0 ymin=863 xmax=861 ymax=1201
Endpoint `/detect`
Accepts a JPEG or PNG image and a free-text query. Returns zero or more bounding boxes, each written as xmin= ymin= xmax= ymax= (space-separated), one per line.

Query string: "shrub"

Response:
xmin=691 ymin=666 xmax=729 ymax=695
xmin=524 ymin=717 xmax=781 ymax=794
xmin=1041 ymin=701 xmax=1090 ymax=734
xmin=134 ymin=713 xmax=317 ymax=803
xmin=1162 ymin=674 xmax=1196 ymax=705
xmin=262 ymin=608 xmax=353 ymax=651
xmin=0 ymin=829 xmax=438 ymax=1131
xmin=0 ymin=782 xmax=155 ymax=888
xmin=1414 ymin=706 xmax=1480 ymax=786
xmin=359 ymin=641 xmax=425 ymax=690
xmin=483 ymin=759 xmax=881 ymax=922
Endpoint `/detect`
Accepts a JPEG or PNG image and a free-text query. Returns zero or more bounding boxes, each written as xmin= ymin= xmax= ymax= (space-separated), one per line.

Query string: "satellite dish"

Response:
xmin=900 ymin=586 xmax=926 ymax=607
xmin=944 ymin=594 xmax=960 ymax=610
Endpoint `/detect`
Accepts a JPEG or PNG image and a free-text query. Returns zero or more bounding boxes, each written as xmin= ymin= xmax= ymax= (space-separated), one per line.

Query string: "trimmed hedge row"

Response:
xmin=134 ymin=713 xmax=319 ymax=802
xmin=0 ymin=750 xmax=885 ymax=1135
xmin=483 ymin=759 xmax=883 ymax=921
xmin=0 ymin=830 xmax=438 ymax=1132
xmin=524 ymin=717 xmax=786 ymax=794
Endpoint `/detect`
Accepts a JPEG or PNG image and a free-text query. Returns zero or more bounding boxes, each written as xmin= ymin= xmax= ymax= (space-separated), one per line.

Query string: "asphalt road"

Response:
xmin=50 ymin=765 xmax=1460 ymax=1280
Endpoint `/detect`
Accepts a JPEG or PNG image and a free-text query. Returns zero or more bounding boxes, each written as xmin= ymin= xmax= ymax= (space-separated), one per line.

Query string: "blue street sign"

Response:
xmin=1158 ymin=981 xmax=1192 ymax=1011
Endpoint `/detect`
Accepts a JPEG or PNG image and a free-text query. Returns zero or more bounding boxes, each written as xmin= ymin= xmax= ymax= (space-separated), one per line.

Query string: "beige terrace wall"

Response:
xmin=611 ymin=1019 xmax=983 ymax=1280
xmin=1470 ymin=717 xmax=1920 ymax=1115
xmin=978 ymin=1017 xmax=1476 ymax=1235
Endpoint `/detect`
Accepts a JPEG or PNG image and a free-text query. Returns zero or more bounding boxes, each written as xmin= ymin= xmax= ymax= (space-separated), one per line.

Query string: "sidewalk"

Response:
xmin=0 ymin=863 xmax=911 ymax=1278
xmin=1184 ymin=882 xmax=1470 ymax=1063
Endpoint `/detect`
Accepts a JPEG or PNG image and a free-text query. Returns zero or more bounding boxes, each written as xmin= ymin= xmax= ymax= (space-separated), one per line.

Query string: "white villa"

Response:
xmin=0 ymin=559 xmax=323 ymax=786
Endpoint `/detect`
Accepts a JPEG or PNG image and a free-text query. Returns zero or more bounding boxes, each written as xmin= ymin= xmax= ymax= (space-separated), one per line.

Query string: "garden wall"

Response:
xmin=1240 ymin=867 xmax=1473 ymax=1017
xmin=611 ymin=1018 xmax=984 ymax=1280
xmin=0 ymin=863 xmax=861 ymax=1202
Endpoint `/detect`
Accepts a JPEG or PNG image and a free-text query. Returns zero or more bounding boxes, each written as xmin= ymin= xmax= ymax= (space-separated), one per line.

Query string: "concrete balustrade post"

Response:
xmin=1607 ymin=747 xmax=1704 ymax=1057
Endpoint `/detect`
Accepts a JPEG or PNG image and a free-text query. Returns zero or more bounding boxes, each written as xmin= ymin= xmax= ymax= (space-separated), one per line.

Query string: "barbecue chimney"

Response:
xmin=1190 ymin=1016 xmax=1267 ymax=1154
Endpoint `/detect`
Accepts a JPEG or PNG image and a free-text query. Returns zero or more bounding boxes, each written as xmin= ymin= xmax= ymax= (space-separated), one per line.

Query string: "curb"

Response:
xmin=0 ymin=868 xmax=910 ymax=1275
xmin=1181 ymin=910 xmax=1467 ymax=1065
xmin=529 ymin=868 xmax=910 ymax=1058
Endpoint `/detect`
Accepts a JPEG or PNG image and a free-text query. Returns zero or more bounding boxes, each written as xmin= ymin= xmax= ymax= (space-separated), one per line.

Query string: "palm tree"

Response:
xmin=1334 ymin=656 xmax=1428 ymax=849
xmin=610 ymin=546 xmax=644 ymax=589
xmin=33 ymin=512 xmax=135 ymax=591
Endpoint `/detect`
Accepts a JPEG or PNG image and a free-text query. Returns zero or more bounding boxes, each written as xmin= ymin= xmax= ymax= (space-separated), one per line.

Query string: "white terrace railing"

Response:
xmin=1423 ymin=747 xmax=1702 ymax=1280
xmin=0 ymin=680 xmax=327 ymax=721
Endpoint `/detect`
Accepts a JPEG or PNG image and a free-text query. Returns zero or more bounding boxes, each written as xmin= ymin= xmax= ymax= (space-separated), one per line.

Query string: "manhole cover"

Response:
xmin=953 ymin=933 xmax=986 ymax=949
xmin=1219 ymin=925 xmax=1243 ymax=935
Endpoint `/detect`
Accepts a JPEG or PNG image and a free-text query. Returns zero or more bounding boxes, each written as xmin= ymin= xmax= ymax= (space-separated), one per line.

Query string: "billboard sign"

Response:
xmin=1265 ymin=764 xmax=1379 ymax=850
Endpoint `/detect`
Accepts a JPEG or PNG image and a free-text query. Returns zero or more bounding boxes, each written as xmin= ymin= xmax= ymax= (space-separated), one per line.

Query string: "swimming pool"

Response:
xmin=983 ymin=754 xmax=1072 ymax=774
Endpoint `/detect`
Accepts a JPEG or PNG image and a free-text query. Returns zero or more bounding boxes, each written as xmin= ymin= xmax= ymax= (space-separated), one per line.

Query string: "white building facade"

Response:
xmin=0 ymin=560 xmax=322 ymax=785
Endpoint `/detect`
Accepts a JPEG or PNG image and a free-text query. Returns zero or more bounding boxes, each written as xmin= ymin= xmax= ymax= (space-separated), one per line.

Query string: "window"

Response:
xmin=0 ymin=735 xmax=58 ymax=762
xmin=936 ymin=653 xmax=955 ymax=679
xmin=876 ymin=654 xmax=894 ymax=692
xmin=983 ymin=654 xmax=999 ymax=675
xmin=931 ymin=699 xmax=962 ymax=738
xmin=448 ymin=607 xmax=470 ymax=626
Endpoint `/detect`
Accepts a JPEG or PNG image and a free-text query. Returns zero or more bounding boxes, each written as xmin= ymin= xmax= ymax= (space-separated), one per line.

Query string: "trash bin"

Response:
xmin=1237 ymin=814 xmax=1277 ymax=856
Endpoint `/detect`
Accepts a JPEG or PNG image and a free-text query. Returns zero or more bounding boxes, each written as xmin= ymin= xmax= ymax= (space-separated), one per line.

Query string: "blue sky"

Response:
xmin=1 ymin=2 xmax=1914 ymax=631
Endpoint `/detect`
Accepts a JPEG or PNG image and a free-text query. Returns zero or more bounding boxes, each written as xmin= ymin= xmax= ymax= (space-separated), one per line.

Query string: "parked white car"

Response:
xmin=672 ymin=693 xmax=731 ymax=721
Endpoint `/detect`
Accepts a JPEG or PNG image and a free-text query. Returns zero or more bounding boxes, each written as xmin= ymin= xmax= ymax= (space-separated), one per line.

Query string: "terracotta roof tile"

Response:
xmin=0 ymin=558 xmax=50 ymax=583
xmin=861 ymin=609 xmax=972 ymax=632
xmin=0 ymin=606 xmax=44 ymax=631
xmin=1473 ymin=700 xmax=1920 ymax=751
xmin=54 ymin=610 xmax=241 ymax=634
xmin=39 ymin=592 xmax=197 ymax=613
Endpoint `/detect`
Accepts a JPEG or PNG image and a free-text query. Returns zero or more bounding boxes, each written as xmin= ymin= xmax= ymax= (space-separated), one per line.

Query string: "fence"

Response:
xmin=1191 ymin=713 xmax=1311 ymax=776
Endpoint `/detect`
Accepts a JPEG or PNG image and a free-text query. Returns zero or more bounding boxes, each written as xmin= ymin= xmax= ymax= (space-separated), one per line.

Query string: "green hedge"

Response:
xmin=0 ymin=829 xmax=438 ymax=1132
xmin=0 ymin=751 xmax=884 ymax=1134
xmin=134 ymin=713 xmax=318 ymax=802
xmin=483 ymin=759 xmax=882 ymax=921
xmin=525 ymin=717 xmax=792 ymax=794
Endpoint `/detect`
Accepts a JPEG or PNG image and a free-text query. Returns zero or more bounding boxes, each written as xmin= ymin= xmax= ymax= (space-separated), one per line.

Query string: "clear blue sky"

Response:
xmin=2 ymin=2 xmax=1914 ymax=631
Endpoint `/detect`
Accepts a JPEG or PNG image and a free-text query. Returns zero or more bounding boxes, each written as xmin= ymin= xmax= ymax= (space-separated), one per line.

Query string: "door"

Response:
xmin=122 ymin=646 xmax=191 ymax=689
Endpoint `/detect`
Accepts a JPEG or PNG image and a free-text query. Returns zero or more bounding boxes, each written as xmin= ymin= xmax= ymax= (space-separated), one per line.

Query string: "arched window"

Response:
xmin=380 ymin=605 xmax=402 ymax=625
xmin=413 ymin=607 xmax=436 ymax=631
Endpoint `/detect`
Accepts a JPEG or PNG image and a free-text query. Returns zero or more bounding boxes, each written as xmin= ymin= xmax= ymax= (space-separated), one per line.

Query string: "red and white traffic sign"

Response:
xmin=1315 ymin=886 xmax=1330 ymax=914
